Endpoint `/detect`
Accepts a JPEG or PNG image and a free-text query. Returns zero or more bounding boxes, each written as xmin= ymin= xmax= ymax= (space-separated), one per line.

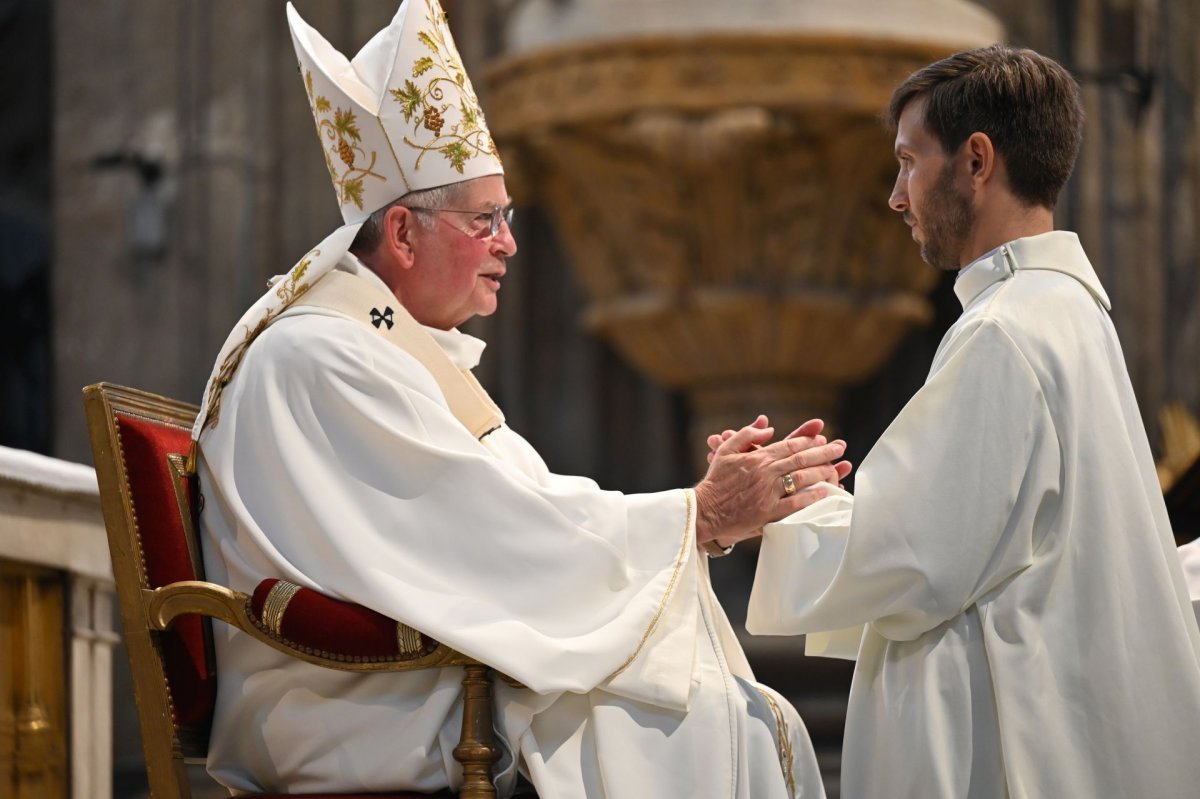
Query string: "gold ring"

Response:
xmin=781 ymin=473 xmax=798 ymax=496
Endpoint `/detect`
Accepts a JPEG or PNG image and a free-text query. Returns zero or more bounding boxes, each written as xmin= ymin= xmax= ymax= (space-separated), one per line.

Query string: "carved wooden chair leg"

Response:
xmin=454 ymin=664 xmax=501 ymax=799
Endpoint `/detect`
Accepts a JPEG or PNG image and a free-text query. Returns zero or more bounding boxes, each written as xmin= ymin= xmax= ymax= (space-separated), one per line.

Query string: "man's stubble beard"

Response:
xmin=919 ymin=161 xmax=975 ymax=272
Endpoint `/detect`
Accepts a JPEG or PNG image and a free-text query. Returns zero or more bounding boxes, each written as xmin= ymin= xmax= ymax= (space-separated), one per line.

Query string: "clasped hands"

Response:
xmin=694 ymin=416 xmax=852 ymax=549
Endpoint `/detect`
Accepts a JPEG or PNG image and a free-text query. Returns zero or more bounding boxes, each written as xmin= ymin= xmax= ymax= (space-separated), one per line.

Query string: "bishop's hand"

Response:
xmin=693 ymin=416 xmax=850 ymax=548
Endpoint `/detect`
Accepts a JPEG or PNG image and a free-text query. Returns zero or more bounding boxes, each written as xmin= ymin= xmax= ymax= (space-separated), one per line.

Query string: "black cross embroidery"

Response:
xmin=370 ymin=306 xmax=394 ymax=330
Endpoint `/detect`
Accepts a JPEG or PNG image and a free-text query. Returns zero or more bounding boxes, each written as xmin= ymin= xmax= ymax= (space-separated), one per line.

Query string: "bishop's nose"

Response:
xmin=492 ymin=216 xmax=518 ymax=257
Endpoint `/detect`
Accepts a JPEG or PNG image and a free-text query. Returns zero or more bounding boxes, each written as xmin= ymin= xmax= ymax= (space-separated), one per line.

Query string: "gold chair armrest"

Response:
xmin=140 ymin=580 xmax=478 ymax=672
xmin=143 ymin=581 xmax=245 ymax=629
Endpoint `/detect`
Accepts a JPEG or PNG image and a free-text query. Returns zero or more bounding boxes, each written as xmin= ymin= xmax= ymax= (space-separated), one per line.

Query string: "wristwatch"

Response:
xmin=700 ymin=538 xmax=735 ymax=558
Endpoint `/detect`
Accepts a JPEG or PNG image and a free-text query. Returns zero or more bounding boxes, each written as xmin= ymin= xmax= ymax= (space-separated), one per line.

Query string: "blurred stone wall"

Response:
xmin=51 ymin=1 xmax=395 ymax=464
xmin=0 ymin=0 xmax=52 ymax=455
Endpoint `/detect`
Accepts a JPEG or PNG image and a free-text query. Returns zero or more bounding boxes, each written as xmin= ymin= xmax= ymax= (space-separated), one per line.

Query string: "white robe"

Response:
xmin=1179 ymin=539 xmax=1200 ymax=599
xmin=747 ymin=232 xmax=1200 ymax=799
xmin=1178 ymin=539 xmax=1200 ymax=627
xmin=198 ymin=257 xmax=823 ymax=798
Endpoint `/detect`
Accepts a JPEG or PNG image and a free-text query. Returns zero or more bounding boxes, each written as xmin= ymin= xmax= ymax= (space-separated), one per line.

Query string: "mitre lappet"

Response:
xmin=191 ymin=0 xmax=503 ymax=442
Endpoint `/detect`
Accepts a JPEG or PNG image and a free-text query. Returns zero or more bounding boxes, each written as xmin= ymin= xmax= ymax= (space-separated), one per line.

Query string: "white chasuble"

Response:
xmin=198 ymin=255 xmax=823 ymax=798
xmin=748 ymin=232 xmax=1200 ymax=799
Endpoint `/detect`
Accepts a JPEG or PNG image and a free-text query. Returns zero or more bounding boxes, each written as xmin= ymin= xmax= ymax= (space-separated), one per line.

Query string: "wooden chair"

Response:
xmin=83 ymin=382 xmax=506 ymax=799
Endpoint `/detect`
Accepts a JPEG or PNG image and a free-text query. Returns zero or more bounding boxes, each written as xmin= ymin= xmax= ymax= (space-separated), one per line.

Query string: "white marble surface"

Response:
xmin=0 ymin=444 xmax=98 ymax=495
xmin=0 ymin=446 xmax=110 ymax=582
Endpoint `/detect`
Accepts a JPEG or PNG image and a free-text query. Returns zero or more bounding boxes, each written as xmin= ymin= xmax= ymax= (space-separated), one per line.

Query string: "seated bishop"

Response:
xmin=190 ymin=1 xmax=845 ymax=797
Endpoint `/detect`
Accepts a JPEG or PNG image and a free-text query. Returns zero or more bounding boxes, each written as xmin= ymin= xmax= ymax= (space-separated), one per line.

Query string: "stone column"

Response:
xmin=69 ymin=579 xmax=118 ymax=799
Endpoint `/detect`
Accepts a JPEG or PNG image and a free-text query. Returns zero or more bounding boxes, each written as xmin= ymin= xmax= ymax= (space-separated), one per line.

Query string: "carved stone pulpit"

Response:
xmin=486 ymin=0 xmax=1002 ymax=455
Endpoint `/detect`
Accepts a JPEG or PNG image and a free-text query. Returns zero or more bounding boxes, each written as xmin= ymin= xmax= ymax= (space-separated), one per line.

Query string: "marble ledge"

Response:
xmin=0 ymin=444 xmax=111 ymax=583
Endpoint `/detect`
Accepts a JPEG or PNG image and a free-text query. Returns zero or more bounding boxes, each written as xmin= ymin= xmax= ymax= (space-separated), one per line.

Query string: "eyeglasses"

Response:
xmin=406 ymin=203 xmax=515 ymax=238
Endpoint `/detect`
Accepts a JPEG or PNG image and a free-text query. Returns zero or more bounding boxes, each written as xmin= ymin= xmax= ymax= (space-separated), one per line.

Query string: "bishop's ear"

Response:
xmin=383 ymin=204 xmax=419 ymax=270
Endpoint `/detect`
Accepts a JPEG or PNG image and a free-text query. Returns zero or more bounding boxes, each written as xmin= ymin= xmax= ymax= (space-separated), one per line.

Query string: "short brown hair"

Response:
xmin=887 ymin=44 xmax=1084 ymax=209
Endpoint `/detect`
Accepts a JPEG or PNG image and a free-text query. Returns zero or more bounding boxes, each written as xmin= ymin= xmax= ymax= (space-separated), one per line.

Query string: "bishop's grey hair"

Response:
xmin=349 ymin=180 xmax=472 ymax=256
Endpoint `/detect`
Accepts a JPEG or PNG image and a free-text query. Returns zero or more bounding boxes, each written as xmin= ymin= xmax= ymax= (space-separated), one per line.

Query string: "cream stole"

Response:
xmin=291 ymin=270 xmax=504 ymax=440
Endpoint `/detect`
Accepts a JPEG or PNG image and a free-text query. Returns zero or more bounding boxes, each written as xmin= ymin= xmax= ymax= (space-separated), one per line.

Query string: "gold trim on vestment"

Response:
xmin=612 ymin=488 xmax=695 ymax=677
xmin=198 ymin=251 xmax=317 ymax=439
xmin=757 ymin=687 xmax=796 ymax=799
xmin=261 ymin=581 xmax=303 ymax=637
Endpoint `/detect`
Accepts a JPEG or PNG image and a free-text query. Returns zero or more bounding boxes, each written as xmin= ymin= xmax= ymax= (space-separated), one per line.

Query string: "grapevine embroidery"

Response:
xmin=305 ymin=71 xmax=385 ymax=210
xmin=201 ymin=252 xmax=315 ymax=433
xmin=389 ymin=0 xmax=498 ymax=173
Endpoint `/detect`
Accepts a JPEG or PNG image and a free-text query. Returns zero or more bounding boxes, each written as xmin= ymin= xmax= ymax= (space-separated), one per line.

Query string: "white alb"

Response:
xmin=748 ymin=231 xmax=1200 ymax=798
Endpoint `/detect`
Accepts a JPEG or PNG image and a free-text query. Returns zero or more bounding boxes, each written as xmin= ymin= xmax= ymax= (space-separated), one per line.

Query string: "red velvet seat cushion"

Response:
xmin=115 ymin=411 xmax=215 ymax=733
xmin=250 ymin=579 xmax=438 ymax=661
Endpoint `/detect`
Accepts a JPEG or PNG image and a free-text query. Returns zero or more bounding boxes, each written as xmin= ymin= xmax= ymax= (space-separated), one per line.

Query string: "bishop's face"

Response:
xmin=889 ymin=96 xmax=975 ymax=272
xmin=406 ymin=174 xmax=517 ymax=330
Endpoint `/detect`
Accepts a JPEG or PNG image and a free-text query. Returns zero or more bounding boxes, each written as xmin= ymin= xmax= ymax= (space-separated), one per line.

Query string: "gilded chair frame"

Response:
xmin=83 ymin=382 xmax=501 ymax=799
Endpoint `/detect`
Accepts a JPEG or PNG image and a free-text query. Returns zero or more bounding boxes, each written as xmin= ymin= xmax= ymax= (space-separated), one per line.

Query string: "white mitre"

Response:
xmin=191 ymin=0 xmax=503 ymax=442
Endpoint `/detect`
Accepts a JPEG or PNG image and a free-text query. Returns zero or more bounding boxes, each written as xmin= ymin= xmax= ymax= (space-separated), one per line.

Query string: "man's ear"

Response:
xmin=963 ymin=131 xmax=996 ymax=190
xmin=382 ymin=204 xmax=419 ymax=270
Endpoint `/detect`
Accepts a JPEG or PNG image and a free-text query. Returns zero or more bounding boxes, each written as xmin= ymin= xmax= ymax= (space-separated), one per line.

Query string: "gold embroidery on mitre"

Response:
xmin=200 ymin=250 xmax=315 ymax=435
xmin=305 ymin=70 xmax=386 ymax=210
xmin=389 ymin=0 xmax=499 ymax=174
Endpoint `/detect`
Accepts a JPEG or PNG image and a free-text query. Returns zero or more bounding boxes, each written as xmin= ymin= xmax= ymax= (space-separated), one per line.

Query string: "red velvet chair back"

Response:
xmin=84 ymin=384 xmax=216 ymax=762
xmin=115 ymin=405 xmax=216 ymax=746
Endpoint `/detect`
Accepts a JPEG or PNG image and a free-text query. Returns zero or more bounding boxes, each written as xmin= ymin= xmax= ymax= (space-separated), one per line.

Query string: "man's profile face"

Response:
xmin=889 ymin=97 xmax=975 ymax=272
xmin=407 ymin=174 xmax=517 ymax=330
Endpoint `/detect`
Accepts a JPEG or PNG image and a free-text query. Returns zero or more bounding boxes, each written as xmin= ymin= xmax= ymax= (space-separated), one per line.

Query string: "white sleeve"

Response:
xmin=748 ymin=318 xmax=1059 ymax=644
